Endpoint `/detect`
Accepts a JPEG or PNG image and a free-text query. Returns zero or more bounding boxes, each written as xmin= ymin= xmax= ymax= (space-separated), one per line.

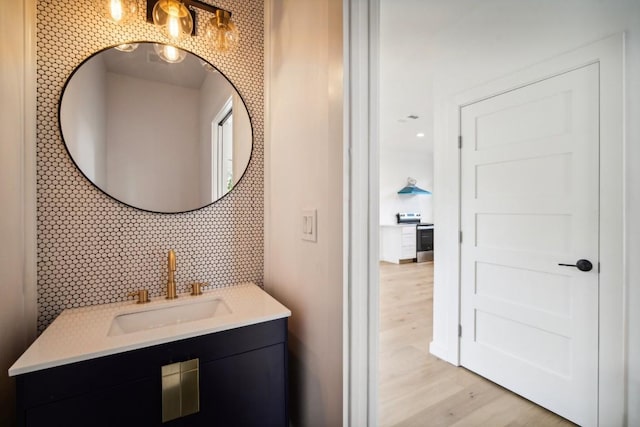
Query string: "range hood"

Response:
xmin=398 ymin=177 xmax=431 ymax=195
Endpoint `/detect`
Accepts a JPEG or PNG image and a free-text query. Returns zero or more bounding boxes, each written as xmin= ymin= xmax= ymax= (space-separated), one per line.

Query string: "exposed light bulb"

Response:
xmin=152 ymin=0 xmax=193 ymax=42
xmin=153 ymin=43 xmax=186 ymax=63
xmin=110 ymin=0 xmax=123 ymax=21
xmin=164 ymin=45 xmax=179 ymax=62
xmin=168 ymin=15 xmax=181 ymax=39
xmin=97 ymin=0 xmax=137 ymax=24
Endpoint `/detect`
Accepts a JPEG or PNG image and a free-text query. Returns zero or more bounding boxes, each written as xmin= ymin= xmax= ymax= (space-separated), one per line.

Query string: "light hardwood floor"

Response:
xmin=378 ymin=261 xmax=575 ymax=427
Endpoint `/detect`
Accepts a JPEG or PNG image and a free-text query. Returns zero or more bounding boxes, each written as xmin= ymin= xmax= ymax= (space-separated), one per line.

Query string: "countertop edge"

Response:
xmin=9 ymin=284 xmax=291 ymax=376
xmin=8 ymin=311 xmax=291 ymax=376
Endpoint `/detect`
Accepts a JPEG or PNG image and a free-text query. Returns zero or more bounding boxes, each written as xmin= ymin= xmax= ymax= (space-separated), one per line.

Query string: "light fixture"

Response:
xmin=416 ymin=132 xmax=425 ymax=138
xmin=98 ymin=0 xmax=138 ymax=24
xmin=204 ymin=9 xmax=239 ymax=53
xmin=398 ymin=177 xmax=432 ymax=195
xmin=153 ymin=43 xmax=186 ymax=63
xmin=145 ymin=0 xmax=238 ymax=53
xmin=115 ymin=42 xmax=139 ymax=52
xmin=151 ymin=0 xmax=193 ymax=42
xmin=98 ymin=0 xmax=238 ymax=52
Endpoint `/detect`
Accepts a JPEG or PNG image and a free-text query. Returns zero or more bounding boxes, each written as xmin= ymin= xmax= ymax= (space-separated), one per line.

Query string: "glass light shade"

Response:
xmin=153 ymin=43 xmax=186 ymax=63
xmin=199 ymin=59 xmax=217 ymax=73
xmin=115 ymin=43 xmax=139 ymax=52
xmin=204 ymin=10 xmax=239 ymax=53
xmin=152 ymin=0 xmax=193 ymax=42
xmin=98 ymin=0 xmax=138 ymax=24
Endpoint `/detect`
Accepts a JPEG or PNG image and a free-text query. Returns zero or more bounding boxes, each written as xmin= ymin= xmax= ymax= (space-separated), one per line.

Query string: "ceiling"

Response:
xmin=103 ymin=43 xmax=209 ymax=89
xmin=379 ymin=0 xmax=480 ymax=152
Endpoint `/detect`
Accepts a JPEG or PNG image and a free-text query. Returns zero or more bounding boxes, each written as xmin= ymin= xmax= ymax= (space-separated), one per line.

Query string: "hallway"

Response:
xmin=378 ymin=261 xmax=575 ymax=426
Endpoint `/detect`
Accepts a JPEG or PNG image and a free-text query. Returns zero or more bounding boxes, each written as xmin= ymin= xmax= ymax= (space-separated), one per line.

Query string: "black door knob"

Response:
xmin=558 ymin=259 xmax=593 ymax=272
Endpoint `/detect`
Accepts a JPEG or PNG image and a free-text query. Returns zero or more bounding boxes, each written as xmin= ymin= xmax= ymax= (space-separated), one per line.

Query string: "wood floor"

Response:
xmin=378 ymin=261 xmax=575 ymax=427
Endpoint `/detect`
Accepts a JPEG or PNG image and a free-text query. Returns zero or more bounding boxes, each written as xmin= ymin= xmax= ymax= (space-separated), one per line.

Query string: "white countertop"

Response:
xmin=9 ymin=283 xmax=291 ymax=376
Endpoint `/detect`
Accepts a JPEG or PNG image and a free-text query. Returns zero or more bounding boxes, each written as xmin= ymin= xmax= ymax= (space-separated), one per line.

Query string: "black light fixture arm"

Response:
xmin=182 ymin=0 xmax=230 ymax=16
xmin=146 ymin=0 xmax=231 ymax=34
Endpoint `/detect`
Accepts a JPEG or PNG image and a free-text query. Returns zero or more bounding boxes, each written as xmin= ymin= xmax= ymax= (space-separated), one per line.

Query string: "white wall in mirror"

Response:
xmin=60 ymin=56 xmax=108 ymax=184
xmin=105 ymin=72 xmax=201 ymax=212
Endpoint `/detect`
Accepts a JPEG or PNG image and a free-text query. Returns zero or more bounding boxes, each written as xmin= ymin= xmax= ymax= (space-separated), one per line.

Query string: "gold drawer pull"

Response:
xmin=162 ymin=358 xmax=200 ymax=422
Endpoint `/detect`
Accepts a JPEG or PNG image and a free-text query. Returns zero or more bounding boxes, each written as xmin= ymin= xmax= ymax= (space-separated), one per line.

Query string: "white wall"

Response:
xmin=379 ymin=147 xmax=433 ymax=225
xmin=0 ymin=0 xmax=36 ymax=423
xmin=106 ymin=73 xmax=201 ymax=212
xmin=264 ymin=0 xmax=343 ymax=425
xmin=427 ymin=0 xmax=640 ymax=423
xmin=60 ymin=55 xmax=107 ymax=184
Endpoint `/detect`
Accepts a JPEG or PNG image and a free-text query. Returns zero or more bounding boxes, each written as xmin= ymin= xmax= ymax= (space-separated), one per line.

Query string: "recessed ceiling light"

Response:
xmin=416 ymin=132 xmax=425 ymax=138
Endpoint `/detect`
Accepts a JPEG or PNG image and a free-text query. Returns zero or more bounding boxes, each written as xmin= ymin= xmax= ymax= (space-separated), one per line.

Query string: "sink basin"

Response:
xmin=108 ymin=298 xmax=232 ymax=336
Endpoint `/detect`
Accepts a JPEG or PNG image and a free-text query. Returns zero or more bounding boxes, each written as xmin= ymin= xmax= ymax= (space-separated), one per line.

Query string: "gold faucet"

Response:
xmin=166 ymin=249 xmax=178 ymax=299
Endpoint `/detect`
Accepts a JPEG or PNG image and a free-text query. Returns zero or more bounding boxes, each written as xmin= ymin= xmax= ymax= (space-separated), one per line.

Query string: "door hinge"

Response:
xmin=458 ymin=135 xmax=463 ymax=149
xmin=459 ymin=231 xmax=463 ymax=243
xmin=458 ymin=324 xmax=462 ymax=337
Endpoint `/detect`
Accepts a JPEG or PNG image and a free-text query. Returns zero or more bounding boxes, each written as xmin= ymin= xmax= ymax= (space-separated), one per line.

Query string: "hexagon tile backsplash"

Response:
xmin=36 ymin=0 xmax=264 ymax=332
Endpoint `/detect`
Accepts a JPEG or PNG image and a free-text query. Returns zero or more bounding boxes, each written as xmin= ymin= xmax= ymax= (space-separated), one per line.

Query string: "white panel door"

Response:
xmin=459 ymin=63 xmax=599 ymax=426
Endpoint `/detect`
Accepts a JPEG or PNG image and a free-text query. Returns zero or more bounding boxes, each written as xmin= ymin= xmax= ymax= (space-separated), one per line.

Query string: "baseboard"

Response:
xmin=429 ymin=340 xmax=456 ymax=365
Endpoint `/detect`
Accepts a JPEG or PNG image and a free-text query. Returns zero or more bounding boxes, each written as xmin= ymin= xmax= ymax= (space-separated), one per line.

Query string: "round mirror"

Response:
xmin=59 ymin=42 xmax=253 ymax=213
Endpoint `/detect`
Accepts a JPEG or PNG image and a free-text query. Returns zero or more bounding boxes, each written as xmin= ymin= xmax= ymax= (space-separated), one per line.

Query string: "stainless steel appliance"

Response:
xmin=396 ymin=212 xmax=422 ymax=224
xmin=416 ymin=223 xmax=434 ymax=262
xmin=396 ymin=213 xmax=434 ymax=263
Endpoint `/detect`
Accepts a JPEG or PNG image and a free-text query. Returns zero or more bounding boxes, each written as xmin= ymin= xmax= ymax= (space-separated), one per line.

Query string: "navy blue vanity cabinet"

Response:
xmin=16 ymin=318 xmax=288 ymax=426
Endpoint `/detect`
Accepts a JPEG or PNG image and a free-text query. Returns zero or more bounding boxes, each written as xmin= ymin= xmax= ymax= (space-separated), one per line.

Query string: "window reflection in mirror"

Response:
xmin=59 ymin=42 xmax=253 ymax=213
xmin=212 ymin=96 xmax=233 ymax=201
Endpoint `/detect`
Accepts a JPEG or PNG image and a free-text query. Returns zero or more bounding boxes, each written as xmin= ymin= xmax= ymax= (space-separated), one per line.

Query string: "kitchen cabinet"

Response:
xmin=380 ymin=225 xmax=416 ymax=264
xmin=15 ymin=319 xmax=288 ymax=426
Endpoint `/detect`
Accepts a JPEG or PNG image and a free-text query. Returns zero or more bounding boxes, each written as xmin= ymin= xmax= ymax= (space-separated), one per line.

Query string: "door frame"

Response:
xmin=345 ymin=0 xmax=380 ymax=425
xmin=428 ymin=34 xmax=625 ymax=425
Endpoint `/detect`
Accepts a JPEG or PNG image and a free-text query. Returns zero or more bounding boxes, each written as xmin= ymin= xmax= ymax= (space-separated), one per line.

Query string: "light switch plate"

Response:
xmin=301 ymin=209 xmax=317 ymax=242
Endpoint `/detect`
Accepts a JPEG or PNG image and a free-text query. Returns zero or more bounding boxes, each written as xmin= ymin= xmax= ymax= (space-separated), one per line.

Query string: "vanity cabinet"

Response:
xmin=15 ymin=319 xmax=288 ymax=426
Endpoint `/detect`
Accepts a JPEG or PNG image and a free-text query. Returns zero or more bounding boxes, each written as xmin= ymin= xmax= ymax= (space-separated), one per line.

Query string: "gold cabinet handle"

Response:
xmin=128 ymin=289 xmax=150 ymax=304
xmin=190 ymin=283 xmax=210 ymax=296
xmin=162 ymin=358 xmax=200 ymax=422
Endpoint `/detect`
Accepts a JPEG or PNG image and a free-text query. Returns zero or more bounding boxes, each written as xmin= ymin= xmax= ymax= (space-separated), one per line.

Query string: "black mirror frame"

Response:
xmin=58 ymin=41 xmax=255 ymax=214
